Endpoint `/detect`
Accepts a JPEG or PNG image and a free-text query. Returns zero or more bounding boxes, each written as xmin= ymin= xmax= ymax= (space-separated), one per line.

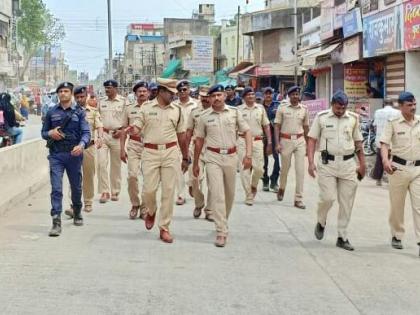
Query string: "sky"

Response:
xmin=43 ymin=0 xmax=265 ymax=79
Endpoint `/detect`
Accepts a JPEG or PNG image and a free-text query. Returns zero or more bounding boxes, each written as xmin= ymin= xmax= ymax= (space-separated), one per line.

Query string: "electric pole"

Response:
xmin=107 ymin=0 xmax=113 ymax=79
xmin=153 ymin=44 xmax=157 ymax=80
xmin=294 ymin=0 xmax=298 ymax=84
xmin=236 ymin=6 xmax=240 ymax=65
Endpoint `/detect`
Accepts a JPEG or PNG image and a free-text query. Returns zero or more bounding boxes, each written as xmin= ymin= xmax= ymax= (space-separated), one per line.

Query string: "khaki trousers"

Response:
xmin=206 ymin=151 xmax=237 ymax=236
xmin=317 ymin=158 xmax=358 ymax=241
xmin=388 ymin=164 xmax=420 ymax=242
xmin=238 ymin=138 xmax=264 ymax=201
xmin=176 ymin=145 xmax=192 ymax=199
xmin=279 ymin=138 xmax=306 ymax=201
xmin=98 ymin=132 xmax=122 ymax=195
xmin=127 ymin=140 xmax=147 ymax=213
xmin=189 ymin=151 xmax=206 ymax=208
xmin=142 ymin=146 xmax=179 ymax=231
xmin=82 ymin=144 xmax=96 ymax=206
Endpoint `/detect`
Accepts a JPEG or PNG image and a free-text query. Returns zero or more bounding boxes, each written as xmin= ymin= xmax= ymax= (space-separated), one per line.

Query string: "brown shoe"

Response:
xmin=176 ymin=196 xmax=186 ymax=205
xmin=294 ymin=201 xmax=306 ymax=209
xmin=99 ymin=192 xmax=110 ymax=203
xmin=129 ymin=206 xmax=139 ymax=220
xmin=193 ymin=206 xmax=203 ymax=219
xmin=215 ymin=235 xmax=226 ymax=247
xmin=188 ymin=186 xmax=193 ymax=198
xmin=111 ymin=194 xmax=119 ymax=201
xmin=277 ymin=189 xmax=284 ymax=201
xmin=251 ymin=186 xmax=257 ymax=198
xmin=160 ymin=229 xmax=174 ymax=243
xmin=145 ymin=212 xmax=156 ymax=230
xmin=205 ymin=213 xmax=214 ymax=222
xmin=83 ymin=205 xmax=93 ymax=213
xmin=65 ymin=207 xmax=74 ymax=218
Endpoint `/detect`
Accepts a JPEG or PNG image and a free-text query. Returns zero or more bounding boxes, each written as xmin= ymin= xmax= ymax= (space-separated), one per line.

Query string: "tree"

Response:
xmin=17 ymin=0 xmax=65 ymax=81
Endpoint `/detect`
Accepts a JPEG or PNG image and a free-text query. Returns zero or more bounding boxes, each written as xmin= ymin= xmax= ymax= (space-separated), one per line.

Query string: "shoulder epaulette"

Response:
xmin=318 ymin=110 xmax=329 ymax=116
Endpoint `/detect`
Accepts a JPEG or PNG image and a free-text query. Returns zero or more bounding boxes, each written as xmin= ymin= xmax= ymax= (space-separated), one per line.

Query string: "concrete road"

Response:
xmin=0 ymin=162 xmax=419 ymax=314
xmin=22 ymin=114 xmax=42 ymax=142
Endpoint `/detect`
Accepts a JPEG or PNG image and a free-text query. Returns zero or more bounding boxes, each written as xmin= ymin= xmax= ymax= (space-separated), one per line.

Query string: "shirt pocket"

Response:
xmin=394 ymin=128 xmax=410 ymax=146
xmin=342 ymin=126 xmax=355 ymax=150
xmin=322 ymin=124 xmax=337 ymax=140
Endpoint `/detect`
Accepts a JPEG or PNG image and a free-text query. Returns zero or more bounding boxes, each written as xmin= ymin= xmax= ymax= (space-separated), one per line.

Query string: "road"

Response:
xmin=22 ymin=114 xmax=42 ymax=142
xmin=0 ymin=162 xmax=419 ymax=314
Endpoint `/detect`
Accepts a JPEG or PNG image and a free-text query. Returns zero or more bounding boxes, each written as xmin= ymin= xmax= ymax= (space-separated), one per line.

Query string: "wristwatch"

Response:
xmin=183 ymin=157 xmax=192 ymax=164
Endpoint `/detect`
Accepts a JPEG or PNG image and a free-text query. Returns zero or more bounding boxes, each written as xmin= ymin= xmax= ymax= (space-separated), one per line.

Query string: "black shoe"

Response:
xmin=270 ymin=183 xmax=279 ymax=193
xmin=314 ymin=222 xmax=325 ymax=240
xmin=336 ymin=237 xmax=354 ymax=251
xmin=49 ymin=216 xmax=62 ymax=237
xmin=262 ymin=183 xmax=269 ymax=192
xmin=391 ymin=237 xmax=403 ymax=250
xmin=73 ymin=210 xmax=84 ymax=226
xmin=418 ymin=243 xmax=420 ymax=257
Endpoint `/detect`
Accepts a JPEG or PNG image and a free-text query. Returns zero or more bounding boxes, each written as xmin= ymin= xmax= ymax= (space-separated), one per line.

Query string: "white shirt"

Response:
xmin=373 ymin=106 xmax=400 ymax=148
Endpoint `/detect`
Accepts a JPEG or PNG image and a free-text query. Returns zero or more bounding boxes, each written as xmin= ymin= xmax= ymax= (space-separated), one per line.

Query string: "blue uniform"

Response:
xmin=41 ymin=103 xmax=91 ymax=217
xmin=226 ymin=95 xmax=242 ymax=107
xmin=263 ymin=101 xmax=281 ymax=185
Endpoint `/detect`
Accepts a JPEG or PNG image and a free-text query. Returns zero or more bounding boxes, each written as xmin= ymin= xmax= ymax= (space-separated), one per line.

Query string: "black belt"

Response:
xmin=392 ymin=156 xmax=420 ymax=166
xmin=327 ymin=153 xmax=355 ymax=161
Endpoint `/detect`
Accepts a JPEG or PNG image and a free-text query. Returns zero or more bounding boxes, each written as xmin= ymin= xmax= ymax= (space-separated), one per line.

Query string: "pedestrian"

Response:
xmin=372 ymin=98 xmax=400 ymax=186
xmin=193 ymin=84 xmax=252 ymax=247
xmin=237 ymin=87 xmax=272 ymax=206
xmin=186 ymin=85 xmax=213 ymax=219
xmin=274 ymin=86 xmax=309 ymax=209
xmin=120 ymin=81 xmax=149 ymax=220
xmin=172 ymin=80 xmax=198 ymax=205
xmin=19 ymin=93 xmax=29 ymax=119
xmin=41 ymin=82 xmax=91 ymax=237
xmin=307 ymin=90 xmax=366 ymax=251
xmin=261 ymin=87 xmax=280 ymax=192
xmin=127 ymin=78 xmax=189 ymax=243
xmin=225 ymin=84 xmax=242 ymax=107
xmin=148 ymin=82 xmax=158 ymax=100
xmin=97 ymin=79 xmax=128 ymax=203
xmin=0 ymin=93 xmax=24 ymax=144
xmin=255 ymin=92 xmax=264 ymax=104
xmin=380 ymin=91 xmax=420 ymax=255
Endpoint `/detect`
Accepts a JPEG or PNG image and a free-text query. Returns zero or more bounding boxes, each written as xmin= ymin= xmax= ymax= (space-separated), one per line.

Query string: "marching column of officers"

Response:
xmin=41 ymin=78 xmax=420 ymax=255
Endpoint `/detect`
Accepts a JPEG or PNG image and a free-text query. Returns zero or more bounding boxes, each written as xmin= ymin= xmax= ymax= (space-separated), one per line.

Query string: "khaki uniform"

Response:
xmin=308 ymin=109 xmax=362 ymax=240
xmin=97 ymin=95 xmax=128 ymax=195
xmin=133 ymin=99 xmax=184 ymax=231
xmin=196 ymin=105 xmax=249 ymax=236
xmin=274 ymin=102 xmax=309 ymax=201
xmin=82 ymin=105 xmax=103 ymax=206
xmin=123 ymin=102 xmax=147 ymax=215
xmin=173 ymin=97 xmax=198 ymax=199
xmin=237 ymin=103 xmax=270 ymax=202
xmin=380 ymin=114 xmax=420 ymax=242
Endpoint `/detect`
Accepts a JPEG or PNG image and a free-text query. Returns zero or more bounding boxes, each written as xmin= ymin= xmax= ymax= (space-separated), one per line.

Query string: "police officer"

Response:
xmin=225 ymin=84 xmax=242 ymax=107
xmin=97 ymin=79 xmax=128 ymax=203
xmin=41 ymin=82 xmax=91 ymax=236
xmin=193 ymin=84 xmax=252 ymax=247
xmin=173 ymin=80 xmax=198 ymax=205
xmin=148 ymin=82 xmax=158 ymax=100
xmin=262 ymin=87 xmax=280 ymax=192
xmin=120 ymin=81 xmax=149 ymax=220
xmin=237 ymin=87 xmax=272 ymax=205
xmin=128 ymin=78 xmax=189 ymax=243
xmin=307 ymin=90 xmax=366 ymax=251
xmin=186 ymin=85 xmax=213 ymax=219
xmin=274 ymin=86 xmax=309 ymax=209
xmin=380 ymin=91 xmax=420 ymax=254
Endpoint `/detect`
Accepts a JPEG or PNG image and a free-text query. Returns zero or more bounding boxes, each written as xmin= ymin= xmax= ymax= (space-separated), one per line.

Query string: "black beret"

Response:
xmin=73 ymin=85 xmax=87 ymax=95
xmin=56 ymin=82 xmax=74 ymax=93
xmin=176 ymin=80 xmax=190 ymax=90
xmin=263 ymin=87 xmax=274 ymax=93
xmin=133 ymin=81 xmax=149 ymax=92
xmin=225 ymin=84 xmax=235 ymax=90
xmin=103 ymin=79 xmax=118 ymax=88
xmin=398 ymin=91 xmax=415 ymax=103
xmin=242 ymin=87 xmax=254 ymax=98
xmin=287 ymin=85 xmax=301 ymax=95
xmin=331 ymin=90 xmax=349 ymax=106
xmin=208 ymin=84 xmax=224 ymax=95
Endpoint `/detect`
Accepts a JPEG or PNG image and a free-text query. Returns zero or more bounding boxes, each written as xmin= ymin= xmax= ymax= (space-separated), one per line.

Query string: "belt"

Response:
xmin=280 ymin=132 xmax=303 ymax=140
xmin=129 ymin=135 xmax=142 ymax=142
xmin=144 ymin=142 xmax=177 ymax=150
xmin=239 ymin=134 xmax=263 ymax=141
xmin=392 ymin=156 xmax=420 ymax=166
xmin=207 ymin=146 xmax=237 ymax=154
xmin=103 ymin=127 xmax=121 ymax=134
xmin=327 ymin=153 xmax=355 ymax=161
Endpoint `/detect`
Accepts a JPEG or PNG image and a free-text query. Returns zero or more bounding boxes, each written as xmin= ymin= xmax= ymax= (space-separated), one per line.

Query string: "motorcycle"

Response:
xmin=0 ymin=127 xmax=13 ymax=148
xmin=360 ymin=119 xmax=376 ymax=156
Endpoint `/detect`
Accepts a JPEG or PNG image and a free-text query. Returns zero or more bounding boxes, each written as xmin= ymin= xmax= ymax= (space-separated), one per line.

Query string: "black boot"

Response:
xmin=73 ymin=208 xmax=84 ymax=226
xmin=391 ymin=237 xmax=403 ymax=250
xmin=314 ymin=222 xmax=325 ymax=240
xmin=336 ymin=237 xmax=354 ymax=251
xmin=49 ymin=216 xmax=62 ymax=237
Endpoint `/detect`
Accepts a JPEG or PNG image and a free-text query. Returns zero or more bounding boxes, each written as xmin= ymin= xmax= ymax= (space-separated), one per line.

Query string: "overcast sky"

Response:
xmin=43 ymin=0 xmax=265 ymax=79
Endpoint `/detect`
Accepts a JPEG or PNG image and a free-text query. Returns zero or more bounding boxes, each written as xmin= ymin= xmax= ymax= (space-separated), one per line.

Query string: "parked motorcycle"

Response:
xmin=360 ymin=119 xmax=376 ymax=156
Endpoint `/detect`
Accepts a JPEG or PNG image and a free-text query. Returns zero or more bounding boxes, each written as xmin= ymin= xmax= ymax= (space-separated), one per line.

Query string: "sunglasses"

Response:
xmin=178 ymin=88 xmax=189 ymax=92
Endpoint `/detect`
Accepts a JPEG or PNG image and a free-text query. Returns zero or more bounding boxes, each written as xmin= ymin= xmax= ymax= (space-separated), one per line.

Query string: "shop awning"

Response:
xmin=227 ymin=61 xmax=253 ymax=75
xmin=301 ymin=43 xmax=341 ymax=68
xmin=254 ymin=63 xmax=296 ymax=77
xmin=228 ymin=65 xmax=256 ymax=78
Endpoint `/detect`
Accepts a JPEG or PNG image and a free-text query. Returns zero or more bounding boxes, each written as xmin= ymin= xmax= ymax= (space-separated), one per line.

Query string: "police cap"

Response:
xmin=103 ymin=79 xmax=118 ymax=88
xmin=176 ymin=80 xmax=190 ymax=90
xmin=133 ymin=81 xmax=149 ymax=92
xmin=331 ymin=90 xmax=349 ymax=106
xmin=287 ymin=85 xmax=301 ymax=95
xmin=255 ymin=92 xmax=264 ymax=100
xmin=208 ymin=84 xmax=225 ymax=95
xmin=199 ymin=85 xmax=210 ymax=97
xmin=263 ymin=87 xmax=274 ymax=94
xmin=398 ymin=91 xmax=415 ymax=103
xmin=56 ymin=82 xmax=74 ymax=93
xmin=242 ymin=87 xmax=254 ymax=98
xmin=149 ymin=82 xmax=158 ymax=90
xmin=73 ymin=85 xmax=87 ymax=95
xmin=225 ymin=84 xmax=235 ymax=91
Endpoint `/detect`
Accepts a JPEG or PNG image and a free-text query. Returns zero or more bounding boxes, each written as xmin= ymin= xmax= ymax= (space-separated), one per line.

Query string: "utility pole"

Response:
xmin=153 ymin=44 xmax=157 ymax=80
xmin=44 ymin=44 xmax=47 ymax=84
xmin=140 ymin=47 xmax=144 ymax=75
xmin=107 ymin=0 xmax=113 ymax=79
xmin=236 ymin=5 xmax=240 ymax=65
xmin=294 ymin=0 xmax=298 ymax=85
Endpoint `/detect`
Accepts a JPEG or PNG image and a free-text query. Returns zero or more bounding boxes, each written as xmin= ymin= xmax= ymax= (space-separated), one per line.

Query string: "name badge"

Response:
xmin=397 ymin=132 xmax=405 ymax=135
xmin=326 ymin=125 xmax=334 ymax=128
xmin=207 ymin=119 xmax=215 ymax=123
xmin=148 ymin=112 xmax=158 ymax=116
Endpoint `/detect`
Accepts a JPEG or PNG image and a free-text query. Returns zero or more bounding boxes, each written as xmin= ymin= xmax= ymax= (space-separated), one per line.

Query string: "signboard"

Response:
xmin=320 ymin=0 xmax=334 ymax=40
xmin=347 ymin=0 xmax=357 ymax=11
xmin=344 ymin=64 xmax=369 ymax=108
xmin=334 ymin=2 xmax=347 ymax=29
xmin=302 ymin=98 xmax=329 ymax=125
xmin=363 ymin=5 xmax=404 ymax=57
xmin=343 ymin=8 xmax=363 ymax=38
xmin=183 ymin=36 xmax=213 ymax=73
xmin=130 ymin=23 xmax=155 ymax=30
xmin=343 ymin=35 xmax=362 ymax=63
xmin=404 ymin=0 xmax=420 ymax=49
xmin=255 ymin=66 xmax=271 ymax=76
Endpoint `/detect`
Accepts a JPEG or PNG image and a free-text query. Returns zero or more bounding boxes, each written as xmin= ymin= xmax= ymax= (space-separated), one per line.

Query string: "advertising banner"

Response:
xmin=404 ymin=0 xmax=420 ymax=49
xmin=343 ymin=8 xmax=363 ymax=38
xmin=302 ymin=99 xmax=329 ymax=125
xmin=344 ymin=64 xmax=369 ymax=108
xmin=183 ymin=36 xmax=214 ymax=73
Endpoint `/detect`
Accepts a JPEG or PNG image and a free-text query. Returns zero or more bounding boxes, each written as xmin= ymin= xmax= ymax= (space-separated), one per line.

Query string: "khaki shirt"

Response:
xmin=308 ymin=109 xmax=362 ymax=156
xmin=124 ymin=102 xmax=144 ymax=143
xmin=237 ymin=103 xmax=270 ymax=137
xmin=380 ymin=114 xmax=420 ymax=161
xmin=98 ymin=94 xmax=128 ymax=130
xmin=173 ymin=97 xmax=198 ymax=127
xmin=134 ymin=99 xmax=185 ymax=144
xmin=274 ymin=102 xmax=309 ymax=134
xmin=84 ymin=105 xmax=103 ymax=139
xmin=196 ymin=105 xmax=250 ymax=148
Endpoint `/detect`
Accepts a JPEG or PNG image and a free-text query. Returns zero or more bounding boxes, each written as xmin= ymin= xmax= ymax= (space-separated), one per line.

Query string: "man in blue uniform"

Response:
xmin=41 ymin=82 xmax=91 ymax=237
xmin=225 ymin=84 xmax=242 ymax=107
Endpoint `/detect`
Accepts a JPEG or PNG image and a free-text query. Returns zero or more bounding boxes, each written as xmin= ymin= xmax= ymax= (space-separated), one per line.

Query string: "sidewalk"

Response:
xmin=0 ymin=162 xmax=419 ymax=314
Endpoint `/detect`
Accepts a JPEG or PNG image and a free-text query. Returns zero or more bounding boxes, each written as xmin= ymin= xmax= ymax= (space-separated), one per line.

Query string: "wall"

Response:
xmin=221 ymin=24 xmax=245 ymax=67
xmin=405 ymin=51 xmax=420 ymax=113
xmin=0 ymin=139 xmax=49 ymax=214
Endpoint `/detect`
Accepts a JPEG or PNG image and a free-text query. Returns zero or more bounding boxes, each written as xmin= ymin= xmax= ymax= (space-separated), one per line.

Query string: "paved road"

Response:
xmin=22 ymin=114 xmax=42 ymax=142
xmin=0 ymin=162 xmax=419 ymax=314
